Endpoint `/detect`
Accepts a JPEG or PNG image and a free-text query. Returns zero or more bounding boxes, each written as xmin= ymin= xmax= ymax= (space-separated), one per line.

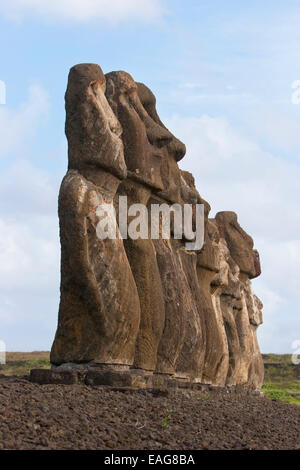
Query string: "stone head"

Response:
xmin=215 ymin=211 xmax=261 ymax=279
xmin=105 ymin=71 xmax=186 ymax=199
xmin=65 ymin=63 xmax=126 ymax=180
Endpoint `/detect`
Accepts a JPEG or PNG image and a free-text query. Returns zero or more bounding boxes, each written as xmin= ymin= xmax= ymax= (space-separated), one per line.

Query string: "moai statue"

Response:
xmin=246 ymin=289 xmax=264 ymax=389
xmin=105 ymin=72 xmax=167 ymax=372
xmin=197 ymin=218 xmax=229 ymax=386
xmin=51 ymin=64 xmax=141 ymax=367
xmin=208 ymin=232 xmax=241 ymax=386
xmin=215 ymin=211 xmax=263 ymax=387
xmin=149 ymin=137 xmax=205 ymax=380
xmin=171 ymin=171 xmax=206 ymax=381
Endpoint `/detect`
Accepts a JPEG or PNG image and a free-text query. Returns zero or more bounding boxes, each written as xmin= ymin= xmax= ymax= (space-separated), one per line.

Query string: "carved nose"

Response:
xmin=146 ymin=120 xmax=186 ymax=161
xmin=169 ymin=137 xmax=186 ymax=162
xmin=146 ymin=121 xmax=172 ymax=147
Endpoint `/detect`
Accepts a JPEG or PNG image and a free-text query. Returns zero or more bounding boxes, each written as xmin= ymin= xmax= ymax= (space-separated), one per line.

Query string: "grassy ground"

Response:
xmin=261 ymin=354 xmax=300 ymax=405
xmin=0 ymin=352 xmax=50 ymax=376
xmin=261 ymin=353 xmax=293 ymax=364
xmin=1 ymin=352 xmax=300 ymax=405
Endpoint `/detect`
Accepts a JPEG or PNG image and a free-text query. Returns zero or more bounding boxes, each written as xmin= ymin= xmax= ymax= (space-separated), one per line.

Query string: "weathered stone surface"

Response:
xmin=50 ymin=62 xmax=264 ymax=390
xmin=106 ymin=72 xmax=168 ymax=372
xmin=214 ymin=212 xmax=264 ymax=387
xmin=174 ymin=243 xmax=205 ymax=381
xmin=30 ymin=369 xmax=78 ymax=385
xmin=50 ymin=64 xmax=140 ymax=367
xmin=153 ymin=236 xmax=187 ymax=375
xmin=85 ymin=370 xmax=132 ymax=387
xmin=215 ymin=211 xmax=261 ymax=279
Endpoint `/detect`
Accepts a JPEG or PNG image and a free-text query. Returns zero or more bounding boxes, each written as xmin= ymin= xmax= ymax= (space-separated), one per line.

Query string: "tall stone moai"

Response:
xmin=50 ymin=64 xmax=141 ymax=367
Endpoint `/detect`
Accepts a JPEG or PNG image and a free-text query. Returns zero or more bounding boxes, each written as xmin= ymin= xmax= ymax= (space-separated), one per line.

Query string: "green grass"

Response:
xmin=262 ymin=354 xmax=293 ymax=364
xmin=162 ymin=409 xmax=173 ymax=429
xmin=0 ymin=359 xmax=50 ymax=376
xmin=197 ymin=392 xmax=210 ymax=400
xmin=262 ymin=358 xmax=300 ymax=405
xmin=262 ymin=381 xmax=300 ymax=405
xmin=0 ymin=352 xmax=50 ymax=376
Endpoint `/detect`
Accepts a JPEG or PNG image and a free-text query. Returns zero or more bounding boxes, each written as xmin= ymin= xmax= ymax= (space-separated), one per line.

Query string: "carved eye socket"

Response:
xmin=140 ymin=99 xmax=159 ymax=124
xmin=155 ymin=137 xmax=172 ymax=148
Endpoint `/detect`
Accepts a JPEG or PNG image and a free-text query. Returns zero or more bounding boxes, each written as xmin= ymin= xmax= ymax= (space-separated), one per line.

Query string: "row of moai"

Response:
xmin=50 ymin=64 xmax=264 ymax=389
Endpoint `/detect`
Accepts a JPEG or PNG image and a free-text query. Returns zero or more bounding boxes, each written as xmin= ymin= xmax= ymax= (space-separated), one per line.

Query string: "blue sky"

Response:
xmin=0 ymin=0 xmax=300 ymax=354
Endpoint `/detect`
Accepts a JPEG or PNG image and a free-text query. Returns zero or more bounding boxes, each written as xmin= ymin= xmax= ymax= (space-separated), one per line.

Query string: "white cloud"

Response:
xmin=0 ymin=84 xmax=49 ymax=156
xmin=167 ymin=114 xmax=300 ymax=241
xmin=0 ymin=214 xmax=59 ymax=295
xmin=240 ymin=105 xmax=300 ymax=157
xmin=0 ymin=160 xmax=60 ymax=324
xmin=0 ymin=83 xmax=60 ymax=349
xmin=0 ymin=160 xmax=58 ymax=215
xmin=166 ymin=113 xmax=300 ymax=352
xmin=0 ymin=0 xmax=164 ymax=24
xmin=0 ymin=160 xmax=61 ymax=350
xmin=0 ymin=187 xmax=60 ymax=356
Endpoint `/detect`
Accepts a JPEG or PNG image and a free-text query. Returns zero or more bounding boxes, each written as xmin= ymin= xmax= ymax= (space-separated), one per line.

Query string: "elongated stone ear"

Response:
xmin=105 ymin=76 xmax=118 ymax=116
xmin=65 ymin=63 xmax=127 ymax=180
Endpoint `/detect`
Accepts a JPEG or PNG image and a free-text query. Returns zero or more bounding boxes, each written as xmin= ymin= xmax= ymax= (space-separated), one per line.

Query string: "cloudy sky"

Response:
xmin=0 ymin=0 xmax=299 ymax=353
